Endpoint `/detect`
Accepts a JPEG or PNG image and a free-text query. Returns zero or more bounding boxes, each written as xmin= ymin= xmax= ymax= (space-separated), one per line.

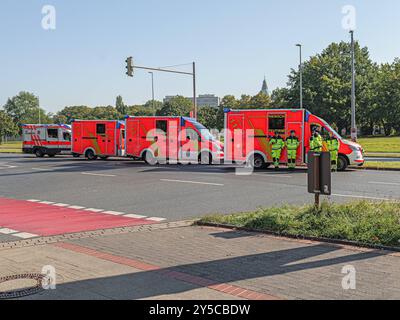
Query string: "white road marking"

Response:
xmin=124 ymin=214 xmax=147 ymax=219
xmin=53 ymin=203 xmax=70 ymax=207
xmin=81 ymin=172 xmax=116 ymax=177
xmin=84 ymin=208 xmax=104 ymax=213
xmin=13 ymin=232 xmax=38 ymax=239
xmin=68 ymin=205 xmax=86 ymax=210
xmin=160 ymin=179 xmax=224 ymax=186
xmin=103 ymin=210 xmax=125 ymax=216
xmin=146 ymin=217 xmax=167 ymax=222
xmin=0 ymin=228 xmax=18 ymax=234
xmin=27 ymin=199 xmax=40 ymax=202
xmin=39 ymin=201 xmax=55 ymax=205
xmin=368 ymin=181 xmax=400 ymax=186
xmin=0 ymin=164 xmax=17 ymax=169
xmin=332 ymin=194 xmax=397 ymax=201
xmin=31 ymin=167 xmax=54 ymax=172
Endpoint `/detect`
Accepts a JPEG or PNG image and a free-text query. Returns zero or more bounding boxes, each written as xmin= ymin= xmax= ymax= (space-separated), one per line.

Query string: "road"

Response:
xmin=1 ymin=153 xmax=399 ymax=213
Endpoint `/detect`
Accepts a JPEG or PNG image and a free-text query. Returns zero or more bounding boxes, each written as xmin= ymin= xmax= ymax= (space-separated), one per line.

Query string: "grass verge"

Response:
xmin=200 ymin=201 xmax=400 ymax=248
xmin=0 ymin=141 xmax=22 ymax=153
xmin=362 ymin=161 xmax=400 ymax=170
xmin=358 ymin=137 xmax=400 ymax=153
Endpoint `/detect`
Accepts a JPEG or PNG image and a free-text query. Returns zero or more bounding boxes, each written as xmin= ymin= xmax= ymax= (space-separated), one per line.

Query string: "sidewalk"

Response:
xmin=1 ymin=224 xmax=400 ymax=300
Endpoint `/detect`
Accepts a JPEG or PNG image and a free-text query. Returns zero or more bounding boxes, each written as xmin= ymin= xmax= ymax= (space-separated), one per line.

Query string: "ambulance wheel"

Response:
xmin=34 ymin=148 xmax=44 ymax=158
xmin=337 ymin=155 xmax=348 ymax=172
xmin=143 ymin=151 xmax=157 ymax=166
xmin=248 ymin=154 xmax=265 ymax=170
xmin=85 ymin=150 xmax=98 ymax=161
xmin=199 ymin=152 xmax=212 ymax=165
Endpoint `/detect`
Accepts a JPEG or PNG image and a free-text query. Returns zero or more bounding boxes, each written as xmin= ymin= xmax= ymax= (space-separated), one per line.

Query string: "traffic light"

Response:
xmin=125 ymin=57 xmax=133 ymax=77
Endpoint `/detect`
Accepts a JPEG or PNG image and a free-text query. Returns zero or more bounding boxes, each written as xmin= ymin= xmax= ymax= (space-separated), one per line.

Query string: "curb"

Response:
xmin=355 ymin=167 xmax=400 ymax=172
xmin=195 ymin=221 xmax=400 ymax=253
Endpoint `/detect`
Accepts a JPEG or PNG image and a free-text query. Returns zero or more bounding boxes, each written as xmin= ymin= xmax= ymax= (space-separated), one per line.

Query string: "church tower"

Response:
xmin=260 ymin=76 xmax=269 ymax=95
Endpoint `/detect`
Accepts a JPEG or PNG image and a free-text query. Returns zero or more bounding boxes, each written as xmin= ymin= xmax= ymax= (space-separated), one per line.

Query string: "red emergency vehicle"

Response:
xmin=224 ymin=108 xmax=365 ymax=171
xmin=125 ymin=116 xmax=223 ymax=164
xmin=71 ymin=120 xmax=125 ymax=160
xmin=22 ymin=124 xmax=71 ymax=157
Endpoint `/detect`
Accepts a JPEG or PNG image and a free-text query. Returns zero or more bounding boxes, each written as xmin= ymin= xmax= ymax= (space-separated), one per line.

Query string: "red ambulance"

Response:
xmin=125 ymin=116 xmax=223 ymax=165
xmin=71 ymin=120 xmax=125 ymax=160
xmin=224 ymin=108 xmax=365 ymax=171
xmin=22 ymin=124 xmax=71 ymax=157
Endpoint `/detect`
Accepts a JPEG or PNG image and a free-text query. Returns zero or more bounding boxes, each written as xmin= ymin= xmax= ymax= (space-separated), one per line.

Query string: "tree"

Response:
xmin=0 ymin=111 xmax=18 ymax=143
xmin=278 ymin=41 xmax=377 ymax=134
xmin=115 ymin=95 xmax=128 ymax=115
xmin=249 ymin=92 xmax=271 ymax=109
xmin=3 ymin=92 xmax=50 ymax=130
xmin=156 ymin=96 xmax=193 ymax=117
xmin=197 ymin=106 xmax=219 ymax=129
xmin=144 ymin=100 xmax=163 ymax=113
xmin=57 ymin=106 xmax=94 ymax=123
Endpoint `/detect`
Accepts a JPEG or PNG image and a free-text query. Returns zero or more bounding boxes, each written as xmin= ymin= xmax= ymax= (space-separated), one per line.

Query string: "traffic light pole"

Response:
xmin=125 ymin=59 xmax=197 ymax=119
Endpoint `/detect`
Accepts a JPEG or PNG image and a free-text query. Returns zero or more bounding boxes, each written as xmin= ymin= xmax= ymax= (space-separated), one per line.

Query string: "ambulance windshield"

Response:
xmin=190 ymin=120 xmax=217 ymax=141
xmin=320 ymin=118 xmax=342 ymax=139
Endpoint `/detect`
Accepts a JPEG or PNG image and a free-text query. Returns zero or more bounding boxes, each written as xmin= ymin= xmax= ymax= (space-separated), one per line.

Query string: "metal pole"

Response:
xmin=296 ymin=44 xmax=303 ymax=109
xmin=38 ymin=106 xmax=41 ymax=124
xmin=149 ymin=72 xmax=155 ymax=115
xmin=192 ymin=62 xmax=197 ymax=119
xmin=350 ymin=30 xmax=357 ymax=142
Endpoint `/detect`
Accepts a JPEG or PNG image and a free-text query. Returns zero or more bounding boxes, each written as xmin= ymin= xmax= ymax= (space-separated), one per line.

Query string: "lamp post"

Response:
xmin=148 ymin=72 xmax=155 ymax=115
xmin=296 ymin=44 xmax=303 ymax=109
xmin=350 ymin=30 xmax=357 ymax=142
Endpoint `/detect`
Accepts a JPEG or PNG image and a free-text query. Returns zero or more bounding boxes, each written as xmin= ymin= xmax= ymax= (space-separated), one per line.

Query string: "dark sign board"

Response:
xmin=307 ymin=152 xmax=332 ymax=196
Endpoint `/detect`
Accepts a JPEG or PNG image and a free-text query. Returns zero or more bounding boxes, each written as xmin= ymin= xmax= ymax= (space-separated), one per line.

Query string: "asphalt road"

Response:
xmin=1 ymin=154 xmax=399 ymax=221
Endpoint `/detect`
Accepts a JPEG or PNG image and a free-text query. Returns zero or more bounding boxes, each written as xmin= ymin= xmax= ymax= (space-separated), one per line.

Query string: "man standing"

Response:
xmin=310 ymin=129 xmax=323 ymax=153
xmin=326 ymin=131 xmax=340 ymax=171
xmin=286 ymin=130 xmax=300 ymax=170
xmin=269 ymin=131 xmax=285 ymax=170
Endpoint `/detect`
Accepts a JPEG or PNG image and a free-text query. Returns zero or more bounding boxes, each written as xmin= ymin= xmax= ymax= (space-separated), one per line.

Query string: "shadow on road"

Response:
xmin=24 ymin=243 xmax=385 ymax=300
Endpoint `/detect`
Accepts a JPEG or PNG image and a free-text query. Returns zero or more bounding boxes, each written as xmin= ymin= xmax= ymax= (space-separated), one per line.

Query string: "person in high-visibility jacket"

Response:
xmin=269 ymin=131 xmax=285 ymax=170
xmin=326 ymin=131 xmax=340 ymax=171
xmin=310 ymin=130 xmax=323 ymax=152
xmin=285 ymin=130 xmax=300 ymax=170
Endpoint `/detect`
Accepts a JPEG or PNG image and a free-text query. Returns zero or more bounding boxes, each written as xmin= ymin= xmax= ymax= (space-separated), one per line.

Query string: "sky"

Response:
xmin=1 ymin=0 xmax=399 ymax=113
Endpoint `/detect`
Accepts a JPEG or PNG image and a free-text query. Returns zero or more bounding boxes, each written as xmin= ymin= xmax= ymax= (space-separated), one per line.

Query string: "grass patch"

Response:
xmin=363 ymin=161 xmax=400 ymax=170
xmin=0 ymin=141 xmax=22 ymax=153
xmin=366 ymin=153 xmax=400 ymax=158
xmin=200 ymin=201 xmax=400 ymax=248
xmin=358 ymin=137 xmax=400 ymax=153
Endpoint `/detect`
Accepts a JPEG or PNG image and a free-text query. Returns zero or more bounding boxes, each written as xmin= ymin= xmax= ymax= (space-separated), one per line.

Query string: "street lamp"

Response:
xmin=349 ymin=30 xmax=357 ymax=142
xmin=296 ymin=44 xmax=303 ymax=109
xmin=148 ymin=72 xmax=155 ymax=115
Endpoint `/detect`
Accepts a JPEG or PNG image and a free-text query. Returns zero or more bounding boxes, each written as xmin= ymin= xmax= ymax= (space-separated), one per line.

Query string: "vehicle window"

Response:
xmin=268 ymin=115 xmax=285 ymax=132
xmin=156 ymin=120 xmax=167 ymax=134
xmin=47 ymin=128 xmax=58 ymax=139
xmin=63 ymin=132 xmax=71 ymax=141
xmin=96 ymin=124 xmax=106 ymax=135
xmin=310 ymin=124 xmax=330 ymax=139
xmin=185 ymin=128 xmax=199 ymax=141
xmin=121 ymin=130 xmax=125 ymax=139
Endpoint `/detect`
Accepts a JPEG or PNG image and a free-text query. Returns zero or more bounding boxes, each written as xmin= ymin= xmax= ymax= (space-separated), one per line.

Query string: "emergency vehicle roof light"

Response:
xmin=224 ymin=108 xmax=231 ymax=113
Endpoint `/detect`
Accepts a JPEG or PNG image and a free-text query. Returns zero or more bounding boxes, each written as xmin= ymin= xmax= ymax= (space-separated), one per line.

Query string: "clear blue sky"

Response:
xmin=1 ymin=0 xmax=399 ymax=113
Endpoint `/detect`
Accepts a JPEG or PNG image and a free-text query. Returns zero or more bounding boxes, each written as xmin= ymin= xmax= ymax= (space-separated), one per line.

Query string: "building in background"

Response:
xmin=260 ymin=76 xmax=269 ymax=95
xmin=163 ymin=94 xmax=220 ymax=108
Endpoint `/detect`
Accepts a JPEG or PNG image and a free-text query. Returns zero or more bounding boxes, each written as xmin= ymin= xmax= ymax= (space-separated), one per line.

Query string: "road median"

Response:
xmin=198 ymin=201 xmax=400 ymax=251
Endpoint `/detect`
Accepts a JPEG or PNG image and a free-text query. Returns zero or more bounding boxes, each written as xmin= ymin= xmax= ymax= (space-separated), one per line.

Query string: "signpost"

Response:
xmin=308 ymin=152 xmax=332 ymax=207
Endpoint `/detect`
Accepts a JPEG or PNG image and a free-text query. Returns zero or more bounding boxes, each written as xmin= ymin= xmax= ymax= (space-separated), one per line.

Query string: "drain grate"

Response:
xmin=0 ymin=274 xmax=46 ymax=299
